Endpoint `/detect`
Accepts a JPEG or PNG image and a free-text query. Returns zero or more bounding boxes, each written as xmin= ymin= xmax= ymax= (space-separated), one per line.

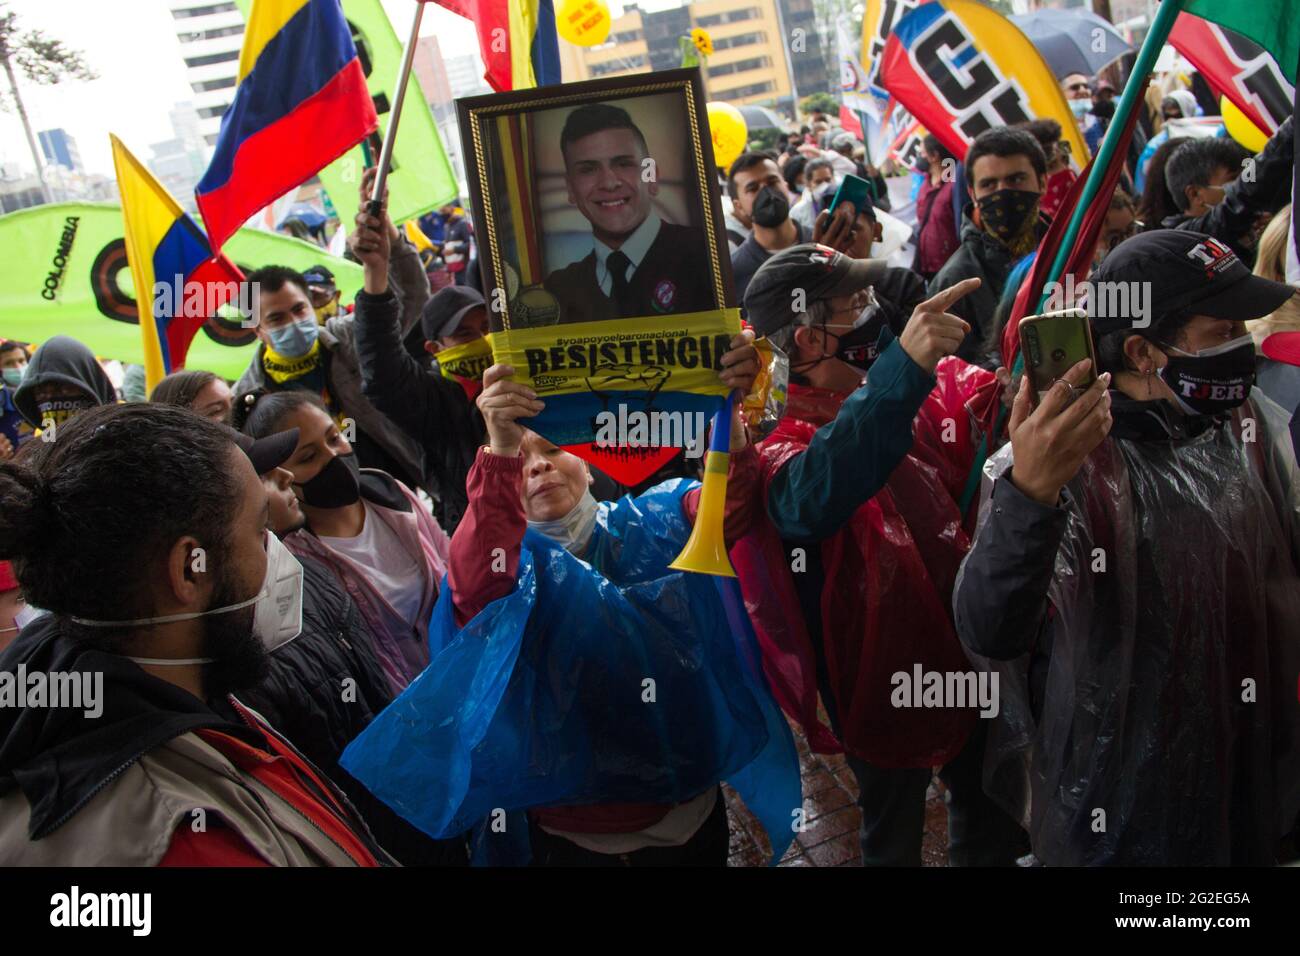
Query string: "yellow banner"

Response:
xmin=436 ymin=337 xmax=494 ymax=383
xmin=489 ymin=308 xmax=741 ymax=398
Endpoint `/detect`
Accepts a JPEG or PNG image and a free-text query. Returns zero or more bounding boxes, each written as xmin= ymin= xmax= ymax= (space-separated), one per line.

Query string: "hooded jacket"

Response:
xmin=953 ymin=392 xmax=1300 ymax=865
xmin=0 ymin=615 xmax=390 ymax=866
xmin=13 ymin=335 xmax=116 ymax=427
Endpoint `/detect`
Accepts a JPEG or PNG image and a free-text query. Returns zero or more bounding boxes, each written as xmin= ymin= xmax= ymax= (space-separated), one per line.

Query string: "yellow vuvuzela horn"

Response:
xmin=670 ymin=393 xmax=737 ymax=577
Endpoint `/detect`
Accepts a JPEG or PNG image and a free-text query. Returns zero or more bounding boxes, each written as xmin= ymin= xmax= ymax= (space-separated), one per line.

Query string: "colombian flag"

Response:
xmin=111 ymin=135 xmax=244 ymax=393
xmin=434 ymin=0 xmax=560 ymax=92
xmin=196 ymin=0 xmax=378 ymax=253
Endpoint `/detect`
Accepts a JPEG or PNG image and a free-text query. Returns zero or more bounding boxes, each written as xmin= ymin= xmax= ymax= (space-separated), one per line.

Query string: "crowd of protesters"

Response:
xmin=1 ymin=63 xmax=1299 ymax=870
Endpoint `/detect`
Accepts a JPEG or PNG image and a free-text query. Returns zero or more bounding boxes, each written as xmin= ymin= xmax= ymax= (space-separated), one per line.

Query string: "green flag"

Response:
xmin=0 ymin=202 xmax=363 ymax=380
xmin=1181 ymin=0 xmax=1300 ymax=82
xmin=234 ymin=0 xmax=459 ymax=228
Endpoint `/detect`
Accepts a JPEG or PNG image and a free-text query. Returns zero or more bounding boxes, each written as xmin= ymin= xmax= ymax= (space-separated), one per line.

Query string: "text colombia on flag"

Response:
xmin=196 ymin=0 xmax=378 ymax=252
xmin=111 ymin=135 xmax=244 ymax=391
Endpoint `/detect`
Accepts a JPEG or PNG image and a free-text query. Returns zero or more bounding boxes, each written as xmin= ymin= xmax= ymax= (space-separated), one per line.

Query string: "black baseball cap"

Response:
xmin=302 ymin=265 xmax=335 ymax=287
xmin=1089 ymin=230 xmax=1295 ymax=334
xmin=229 ymin=427 xmax=300 ymax=475
xmin=421 ymin=285 xmax=486 ymax=341
xmin=743 ymin=243 xmax=888 ymax=336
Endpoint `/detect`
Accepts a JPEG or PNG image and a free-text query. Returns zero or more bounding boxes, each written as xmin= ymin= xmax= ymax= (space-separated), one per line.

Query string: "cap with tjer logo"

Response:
xmin=1087 ymin=230 xmax=1296 ymax=334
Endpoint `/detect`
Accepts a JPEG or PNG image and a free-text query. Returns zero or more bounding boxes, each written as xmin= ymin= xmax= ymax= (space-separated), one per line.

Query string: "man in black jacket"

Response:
xmin=929 ymin=128 xmax=1049 ymax=367
xmin=226 ymin=427 xmax=468 ymax=865
xmin=353 ymin=273 xmax=485 ymax=530
xmin=543 ymin=103 xmax=716 ymax=323
xmin=1162 ymin=116 xmax=1294 ymax=264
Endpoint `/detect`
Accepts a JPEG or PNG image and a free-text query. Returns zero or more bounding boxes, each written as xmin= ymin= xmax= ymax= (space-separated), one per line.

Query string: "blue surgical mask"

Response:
xmin=2 ymin=366 xmax=24 ymax=389
xmin=1069 ymin=98 xmax=1092 ymax=118
xmin=267 ymin=316 xmax=319 ymax=358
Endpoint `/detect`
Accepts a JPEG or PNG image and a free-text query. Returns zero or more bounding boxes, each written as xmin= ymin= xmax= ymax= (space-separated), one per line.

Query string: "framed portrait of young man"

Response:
xmin=457 ymin=68 xmax=739 ymax=452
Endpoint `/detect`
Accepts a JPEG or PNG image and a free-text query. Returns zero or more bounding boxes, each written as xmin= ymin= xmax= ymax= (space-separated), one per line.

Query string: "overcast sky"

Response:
xmin=0 ymin=0 xmax=683 ymax=178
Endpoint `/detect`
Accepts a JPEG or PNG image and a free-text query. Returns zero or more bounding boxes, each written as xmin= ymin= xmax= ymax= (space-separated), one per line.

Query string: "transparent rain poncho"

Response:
xmin=341 ymin=479 xmax=801 ymax=865
xmin=964 ymin=394 xmax=1300 ymax=865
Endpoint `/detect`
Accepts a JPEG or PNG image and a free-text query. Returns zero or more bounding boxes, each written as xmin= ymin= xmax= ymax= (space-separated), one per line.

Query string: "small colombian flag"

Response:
xmin=196 ymin=0 xmax=378 ymax=253
xmin=110 ymin=135 xmax=244 ymax=394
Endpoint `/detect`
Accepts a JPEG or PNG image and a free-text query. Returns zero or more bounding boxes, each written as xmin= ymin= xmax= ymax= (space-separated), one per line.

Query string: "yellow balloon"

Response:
xmin=1220 ymin=95 xmax=1269 ymax=153
xmin=556 ymin=0 xmax=611 ymax=47
xmin=707 ymin=101 xmax=748 ymax=170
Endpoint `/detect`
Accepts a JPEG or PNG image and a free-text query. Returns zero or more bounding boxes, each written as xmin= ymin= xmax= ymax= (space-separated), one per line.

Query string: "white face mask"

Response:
xmin=0 ymin=602 xmax=41 ymax=635
xmin=70 ymin=531 xmax=305 ymax=663
xmin=809 ymin=180 xmax=837 ymax=207
xmin=527 ymin=489 xmax=599 ymax=555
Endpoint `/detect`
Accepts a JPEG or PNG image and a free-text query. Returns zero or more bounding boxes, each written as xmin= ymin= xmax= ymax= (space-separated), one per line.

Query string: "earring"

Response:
xmin=1143 ymin=366 xmax=1154 ymax=399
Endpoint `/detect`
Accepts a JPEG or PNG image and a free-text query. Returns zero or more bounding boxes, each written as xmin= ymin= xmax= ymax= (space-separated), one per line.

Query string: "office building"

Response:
xmin=37 ymin=128 xmax=82 ymax=174
xmin=169 ymin=1 xmax=244 ymax=146
xmin=557 ymin=0 xmax=825 ymax=115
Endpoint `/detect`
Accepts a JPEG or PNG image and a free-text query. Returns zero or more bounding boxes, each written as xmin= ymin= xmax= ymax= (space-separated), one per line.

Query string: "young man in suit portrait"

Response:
xmin=543 ymin=103 xmax=717 ymax=323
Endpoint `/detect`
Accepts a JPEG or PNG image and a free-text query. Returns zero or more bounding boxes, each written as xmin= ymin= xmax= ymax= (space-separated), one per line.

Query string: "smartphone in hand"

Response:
xmin=1019 ymin=308 xmax=1098 ymax=404
xmin=826 ymin=173 xmax=872 ymax=218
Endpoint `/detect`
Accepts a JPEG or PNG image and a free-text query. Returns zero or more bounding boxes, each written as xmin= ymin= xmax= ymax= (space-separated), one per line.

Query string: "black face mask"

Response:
xmin=751 ymin=186 xmax=791 ymax=228
xmin=833 ymin=306 xmax=889 ymax=372
xmin=791 ymin=311 xmax=878 ymax=376
xmin=296 ymin=453 xmax=361 ymax=508
xmin=976 ymin=188 xmax=1041 ymax=255
xmin=1158 ymin=334 xmax=1255 ymax=416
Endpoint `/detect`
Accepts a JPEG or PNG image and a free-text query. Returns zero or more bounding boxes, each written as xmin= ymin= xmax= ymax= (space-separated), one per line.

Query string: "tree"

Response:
xmin=799 ymin=92 xmax=840 ymax=119
xmin=747 ymin=127 xmax=785 ymax=152
xmin=0 ymin=4 xmax=96 ymax=204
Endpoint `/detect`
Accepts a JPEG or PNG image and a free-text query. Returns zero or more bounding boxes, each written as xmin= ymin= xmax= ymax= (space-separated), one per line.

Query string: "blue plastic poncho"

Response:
xmin=341 ymin=479 xmax=801 ymax=864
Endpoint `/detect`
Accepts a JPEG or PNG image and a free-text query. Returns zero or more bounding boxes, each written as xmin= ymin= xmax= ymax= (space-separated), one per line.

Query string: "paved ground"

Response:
xmin=724 ymin=720 xmax=949 ymax=867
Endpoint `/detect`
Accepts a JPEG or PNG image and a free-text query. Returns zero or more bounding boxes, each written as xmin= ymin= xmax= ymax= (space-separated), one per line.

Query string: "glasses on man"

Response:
xmin=1105 ymin=221 xmax=1143 ymax=251
xmin=1067 ymin=82 xmax=1091 ymax=94
xmin=823 ymin=289 xmax=875 ymax=327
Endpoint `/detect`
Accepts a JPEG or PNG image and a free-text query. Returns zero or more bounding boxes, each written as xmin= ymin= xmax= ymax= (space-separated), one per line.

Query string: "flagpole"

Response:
xmin=955 ymin=0 xmax=1185 ymax=516
xmin=368 ymin=0 xmax=427 ymax=215
xmin=1034 ymin=0 xmax=1185 ymax=308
